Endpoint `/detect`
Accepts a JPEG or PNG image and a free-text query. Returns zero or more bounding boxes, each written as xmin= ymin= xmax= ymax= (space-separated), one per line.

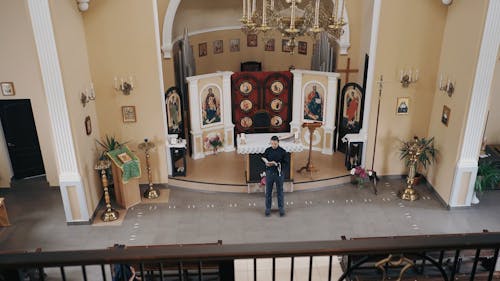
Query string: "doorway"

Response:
xmin=0 ymin=99 xmax=45 ymax=180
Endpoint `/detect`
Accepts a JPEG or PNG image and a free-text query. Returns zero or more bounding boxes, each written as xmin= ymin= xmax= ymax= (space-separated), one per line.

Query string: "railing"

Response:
xmin=0 ymin=232 xmax=499 ymax=281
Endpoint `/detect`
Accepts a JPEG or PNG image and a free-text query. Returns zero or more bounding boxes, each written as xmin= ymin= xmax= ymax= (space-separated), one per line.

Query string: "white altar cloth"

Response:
xmin=237 ymin=133 xmax=304 ymax=154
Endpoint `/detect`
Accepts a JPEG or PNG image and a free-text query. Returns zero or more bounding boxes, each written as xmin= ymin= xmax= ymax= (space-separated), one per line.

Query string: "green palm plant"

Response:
xmin=475 ymin=160 xmax=500 ymax=193
xmin=400 ymin=136 xmax=438 ymax=174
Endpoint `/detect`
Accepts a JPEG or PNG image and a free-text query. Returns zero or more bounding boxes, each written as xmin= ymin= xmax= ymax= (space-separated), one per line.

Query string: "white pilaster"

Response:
xmin=450 ymin=0 xmax=500 ymax=207
xmin=323 ymin=75 xmax=339 ymax=154
xmin=27 ymin=0 xmax=89 ymax=222
xmin=290 ymin=70 xmax=303 ymax=135
xmin=222 ymin=71 xmax=235 ymax=152
xmin=360 ymin=0 xmax=382 ymax=169
xmin=186 ymin=76 xmax=202 ymax=159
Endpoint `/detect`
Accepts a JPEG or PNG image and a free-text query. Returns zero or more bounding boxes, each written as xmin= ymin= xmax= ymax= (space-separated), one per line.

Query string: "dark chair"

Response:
xmin=253 ymin=110 xmax=270 ymax=133
xmin=241 ymin=61 xmax=262 ymax=72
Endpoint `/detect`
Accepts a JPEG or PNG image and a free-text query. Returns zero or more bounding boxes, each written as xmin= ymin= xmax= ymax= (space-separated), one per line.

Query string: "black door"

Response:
xmin=0 ymin=99 xmax=45 ymax=179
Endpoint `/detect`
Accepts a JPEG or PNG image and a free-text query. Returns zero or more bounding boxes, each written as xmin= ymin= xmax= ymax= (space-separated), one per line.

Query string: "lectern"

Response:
xmin=107 ymin=146 xmax=141 ymax=209
xmin=297 ymin=122 xmax=323 ymax=178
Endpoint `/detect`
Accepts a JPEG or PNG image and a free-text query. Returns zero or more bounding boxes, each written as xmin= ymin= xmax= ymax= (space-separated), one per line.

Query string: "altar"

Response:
xmin=237 ymin=133 xmax=303 ymax=188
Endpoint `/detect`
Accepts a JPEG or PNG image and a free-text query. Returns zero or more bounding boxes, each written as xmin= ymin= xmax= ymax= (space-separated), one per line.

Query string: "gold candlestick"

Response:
xmin=399 ymin=138 xmax=421 ymax=201
xmin=139 ymin=139 xmax=159 ymax=199
xmin=95 ymin=159 xmax=119 ymax=222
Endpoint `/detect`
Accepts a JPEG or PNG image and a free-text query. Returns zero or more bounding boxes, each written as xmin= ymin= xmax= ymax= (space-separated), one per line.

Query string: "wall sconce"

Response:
xmin=400 ymin=68 xmax=419 ymax=88
xmin=114 ymin=76 xmax=134 ymax=95
xmin=80 ymin=83 xmax=95 ymax=107
xmin=438 ymin=73 xmax=455 ymax=97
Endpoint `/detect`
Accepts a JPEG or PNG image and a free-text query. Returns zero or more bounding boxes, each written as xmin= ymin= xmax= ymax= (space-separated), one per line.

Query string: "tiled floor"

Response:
xmin=1 ymin=176 xmax=500 ymax=253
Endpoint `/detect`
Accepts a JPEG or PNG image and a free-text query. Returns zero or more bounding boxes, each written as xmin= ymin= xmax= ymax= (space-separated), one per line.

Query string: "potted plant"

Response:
xmin=475 ymin=160 xmax=500 ymax=192
xmin=399 ymin=136 xmax=438 ymax=185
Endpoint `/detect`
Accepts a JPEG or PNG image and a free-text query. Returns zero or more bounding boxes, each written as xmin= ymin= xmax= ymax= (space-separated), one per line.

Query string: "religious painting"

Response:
xmin=240 ymin=117 xmax=253 ymax=128
xmin=122 ymin=106 xmax=137 ymax=123
xmin=303 ymin=82 xmax=324 ymax=122
xmin=165 ymin=86 xmax=183 ymax=134
xmin=441 ymin=105 xmax=450 ymax=126
xmin=270 ymin=98 xmax=283 ymax=112
xmin=230 ymin=39 xmax=240 ymax=52
xmin=396 ymin=97 xmax=409 ymax=115
xmin=337 ymin=82 xmax=365 ymax=153
xmin=298 ymin=41 xmax=307 ymax=55
xmin=240 ymin=99 xmax=253 ymax=112
xmin=270 ymin=81 xmax=283 ymax=95
xmin=199 ymin=42 xmax=207 ymax=57
xmin=213 ymin=40 xmax=223 ymax=54
xmin=85 ymin=116 xmax=92 ymax=136
xmin=282 ymin=39 xmax=292 ymax=53
xmin=265 ymin=38 xmax=275 ymax=51
xmin=247 ymin=34 xmax=258 ymax=47
xmin=1 ymin=82 xmax=15 ymax=96
xmin=271 ymin=116 xmax=283 ymax=127
xmin=239 ymin=81 xmax=253 ymax=95
xmin=200 ymin=85 xmax=222 ymax=127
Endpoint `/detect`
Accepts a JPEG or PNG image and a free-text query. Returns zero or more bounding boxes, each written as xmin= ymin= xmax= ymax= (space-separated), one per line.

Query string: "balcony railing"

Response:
xmin=0 ymin=232 xmax=499 ymax=281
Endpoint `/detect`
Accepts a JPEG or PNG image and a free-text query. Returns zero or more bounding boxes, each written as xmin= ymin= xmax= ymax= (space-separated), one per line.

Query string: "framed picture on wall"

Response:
xmin=247 ymin=34 xmax=258 ymax=47
xmin=265 ymin=39 xmax=275 ymax=51
xmin=84 ymin=116 xmax=92 ymax=135
xmin=1 ymin=82 xmax=15 ymax=96
xmin=199 ymin=42 xmax=207 ymax=57
xmin=230 ymin=39 xmax=240 ymax=52
xmin=213 ymin=40 xmax=223 ymax=54
xmin=396 ymin=97 xmax=409 ymax=115
xmin=122 ymin=106 xmax=137 ymax=123
xmin=441 ymin=105 xmax=450 ymax=126
xmin=298 ymin=41 xmax=307 ymax=55
xmin=282 ymin=39 xmax=292 ymax=53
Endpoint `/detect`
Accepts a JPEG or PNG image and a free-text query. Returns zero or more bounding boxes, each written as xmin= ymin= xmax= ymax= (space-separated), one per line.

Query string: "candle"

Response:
xmin=242 ymin=0 xmax=246 ymax=18
xmin=262 ymin=0 xmax=267 ymax=25
xmin=400 ymin=70 xmax=403 ymax=81
xmin=340 ymin=0 xmax=345 ymax=20
xmin=114 ymin=77 xmax=118 ymax=89
xmin=331 ymin=0 xmax=336 ymax=18
xmin=314 ymin=0 xmax=320 ymax=26
xmin=252 ymin=0 xmax=256 ymax=16
xmin=408 ymin=69 xmax=412 ymax=82
xmin=270 ymin=0 xmax=274 ymax=10
xmin=247 ymin=0 xmax=251 ymax=18
xmin=446 ymin=79 xmax=450 ymax=92
xmin=129 ymin=75 xmax=134 ymax=88
xmin=290 ymin=1 xmax=296 ymax=29
xmin=439 ymin=73 xmax=443 ymax=89
xmin=415 ymin=69 xmax=419 ymax=81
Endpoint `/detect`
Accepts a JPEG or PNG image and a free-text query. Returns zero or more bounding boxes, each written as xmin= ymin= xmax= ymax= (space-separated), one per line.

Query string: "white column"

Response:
xmin=450 ymin=0 xmax=500 ymax=207
xmin=290 ymin=70 xmax=303 ymax=135
xmin=186 ymin=76 xmax=203 ymax=159
xmin=323 ymin=74 xmax=340 ymax=154
xmin=27 ymin=0 xmax=89 ymax=222
xmin=360 ymin=0 xmax=382 ymax=169
xmin=222 ymin=71 xmax=235 ymax=152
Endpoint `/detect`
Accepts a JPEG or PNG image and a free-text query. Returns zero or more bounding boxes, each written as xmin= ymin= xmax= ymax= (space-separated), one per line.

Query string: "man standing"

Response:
xmin=263 ymin=136 xmax=288 ymax=217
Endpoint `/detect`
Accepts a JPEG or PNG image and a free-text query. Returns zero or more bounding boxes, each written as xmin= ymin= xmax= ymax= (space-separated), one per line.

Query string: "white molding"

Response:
xmin=162 ymin=0 xmax=181 ymax=58
xmin=27 ymin=0 xmax=89 ymax=222
xmin=172 ymin=26 xmax=242 ymax=46
xmin=360 ymin=0 xmax=382 ymax=169
xmin=450 ymin=0 xmax=500 ymax=207
xmin=291 ymin=69 xmax=340 ymax=78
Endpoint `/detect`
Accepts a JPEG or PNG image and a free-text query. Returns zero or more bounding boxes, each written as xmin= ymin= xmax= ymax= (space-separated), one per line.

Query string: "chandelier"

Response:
xmin=241 ymin=0 xmax=347 ymax=53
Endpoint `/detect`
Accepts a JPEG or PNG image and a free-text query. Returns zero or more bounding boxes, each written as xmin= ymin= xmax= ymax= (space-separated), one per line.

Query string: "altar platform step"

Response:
xmin=168 ymin=150 xmax=350 ymax=193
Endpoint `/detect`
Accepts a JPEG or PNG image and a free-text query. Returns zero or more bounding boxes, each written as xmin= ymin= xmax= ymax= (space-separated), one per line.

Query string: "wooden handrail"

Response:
xmin=1 ymin=232 xmax=500 ymax=269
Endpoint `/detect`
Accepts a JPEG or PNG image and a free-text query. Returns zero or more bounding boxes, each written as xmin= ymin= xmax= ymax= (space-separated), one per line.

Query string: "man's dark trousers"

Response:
xmin=265 ymin=171 xmax=284 ymax=214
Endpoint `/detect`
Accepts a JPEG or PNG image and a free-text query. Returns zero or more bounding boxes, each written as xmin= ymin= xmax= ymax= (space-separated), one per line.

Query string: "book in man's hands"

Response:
xmin=261 ymin=157 xmax=277 ymax=166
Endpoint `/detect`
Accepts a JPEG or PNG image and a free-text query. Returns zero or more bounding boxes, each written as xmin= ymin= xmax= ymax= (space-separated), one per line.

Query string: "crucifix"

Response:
xmin=337 ymin=57 xmax=359 ymax=83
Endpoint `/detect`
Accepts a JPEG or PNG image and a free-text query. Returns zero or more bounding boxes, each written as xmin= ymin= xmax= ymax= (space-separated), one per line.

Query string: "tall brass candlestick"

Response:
xmin=95 ymin=159 xmax=119 ymax=222
xmin=139 ymin=139 xmax=159 ymax=199
xmin=399 ymin=138 xmax=421 ymax=201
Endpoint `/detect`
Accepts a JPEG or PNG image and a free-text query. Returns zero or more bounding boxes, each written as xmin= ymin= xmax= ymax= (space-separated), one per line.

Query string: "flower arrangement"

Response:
xmin=350 ymin=166 xmax=374 ymax=188
xmin=204 ymin=133 xmax=223 ymax=154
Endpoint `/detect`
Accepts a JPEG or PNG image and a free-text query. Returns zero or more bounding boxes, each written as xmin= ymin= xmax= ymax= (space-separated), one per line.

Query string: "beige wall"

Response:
xmin=84 ymin=0 xmax=169 ymax=184
xmin=485 ymin=48 xmax=500 ymax=144
xmin=365 ymin=0 xmax=447 ymax=177
xmin=338 ymin=0 xmax=364 ymax=86
xmin=189 ymin=30 xmax=314 ymax=75
xmin=0 ymin=0 xmax=58 ymax=188
xmin=49 ymin=0 xmax=103 ymax=214
xmin=426 ymin=0 xmax=489 ymax=203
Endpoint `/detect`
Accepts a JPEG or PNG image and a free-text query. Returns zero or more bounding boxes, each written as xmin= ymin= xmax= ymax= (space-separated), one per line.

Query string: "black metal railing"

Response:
xmin=0 ymin=232 xmax=499 ymax=281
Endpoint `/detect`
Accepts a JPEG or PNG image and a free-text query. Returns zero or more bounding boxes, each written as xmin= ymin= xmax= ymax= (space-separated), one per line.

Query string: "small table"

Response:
xmin=0 ymin=197 xmax=11 ymax=226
